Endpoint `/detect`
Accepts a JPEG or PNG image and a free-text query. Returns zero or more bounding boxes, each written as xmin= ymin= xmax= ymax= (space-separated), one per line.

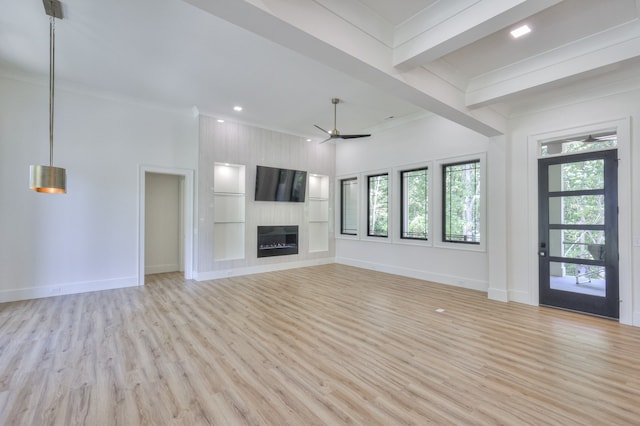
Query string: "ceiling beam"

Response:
xmin=313 ymin=0 xmax=394 ymax=48
xmin=392 ymin=0 xmax=562 ymax=69
xmin=466 ymin=20 xmax=640 ymax=108
xmin=182 ymin=0 xmax=506 ymax=136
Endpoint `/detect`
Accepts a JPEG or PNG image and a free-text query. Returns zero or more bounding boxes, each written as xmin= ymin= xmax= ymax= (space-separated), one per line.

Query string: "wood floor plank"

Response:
xmin=1 ymin=264 xmax=640 ymax=425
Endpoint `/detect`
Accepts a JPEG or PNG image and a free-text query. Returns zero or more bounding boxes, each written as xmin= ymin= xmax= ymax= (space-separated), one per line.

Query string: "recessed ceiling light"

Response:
xmin=510 ymin=24 xmax=531 ymax=39
xmin=217 ymin=119 xmax=224 ymax=123
xmin=233 ymin=106 xmax=243 ymax=112
xmin=306 ymin=138 xmax=312 ymax=142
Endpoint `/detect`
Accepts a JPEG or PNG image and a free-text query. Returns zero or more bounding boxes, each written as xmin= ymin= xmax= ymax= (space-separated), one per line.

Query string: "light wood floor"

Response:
xmin=1 ymin=264 xmax=640 ymax=425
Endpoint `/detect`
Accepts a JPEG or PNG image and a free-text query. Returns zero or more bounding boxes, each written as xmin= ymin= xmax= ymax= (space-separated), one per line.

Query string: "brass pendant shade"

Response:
xmin=30 ymin=0 xmax=67 ymax=194
xmin=30 ymin=165 xmax=66 ymax=193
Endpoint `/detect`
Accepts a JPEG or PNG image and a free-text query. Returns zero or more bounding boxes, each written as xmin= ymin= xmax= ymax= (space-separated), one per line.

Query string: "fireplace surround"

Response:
xmin=257 ymin=225 xmax=299 ymax=258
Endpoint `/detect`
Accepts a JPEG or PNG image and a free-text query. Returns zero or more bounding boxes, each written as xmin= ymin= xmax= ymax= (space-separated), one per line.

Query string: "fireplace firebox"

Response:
xmin=257 ymin=226 xmax=299 ymax=258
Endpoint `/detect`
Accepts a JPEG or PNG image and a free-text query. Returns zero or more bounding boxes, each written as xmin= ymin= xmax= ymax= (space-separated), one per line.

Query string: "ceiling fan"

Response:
xmin=564 ymin=134 xmax=617 ymax=143
xmin=545 ymin=133 xmax=617 ymax=147
xmin=314 ymin=98 xmax=371 ymax=143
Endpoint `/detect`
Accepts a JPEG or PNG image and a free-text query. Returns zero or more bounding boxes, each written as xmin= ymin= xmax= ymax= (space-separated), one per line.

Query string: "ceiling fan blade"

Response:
xmin=559 ymin=135 xmax=598 ymax=143
xmin=581 ymin=134 xmax=616 ymax=143
xmin=339 ymin=134 xmax=371 ymax=139
xmin=314 ymin=124 xmax=330 ymax=134
xmin=313 ymin=98 xmax=373 ymax=142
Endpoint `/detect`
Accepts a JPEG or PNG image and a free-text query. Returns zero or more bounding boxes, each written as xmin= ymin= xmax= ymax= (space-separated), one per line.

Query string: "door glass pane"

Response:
xmin=548 ymin=195 xmax=604 ymax=225
xmin=549 ymin=229 xmax=605 ymax=259
xmin=548 ymin=160 xmax=604 ymax=192
xmin=549 ymin=261 xmax=606 ymax=297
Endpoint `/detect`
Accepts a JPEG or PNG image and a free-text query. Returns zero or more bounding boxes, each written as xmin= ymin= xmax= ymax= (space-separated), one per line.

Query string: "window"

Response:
xmin=442 ymin=160 xmax=480 ymax=244
xmin=340 ymin=178 xmax=358 ymax=235
xmin=368 ymin=173 xmax=388 ymax=237
xmin=540 ymin=132 xmax=617 ymax=157
xmin=401 ymin=167 xmax=429 ymax=240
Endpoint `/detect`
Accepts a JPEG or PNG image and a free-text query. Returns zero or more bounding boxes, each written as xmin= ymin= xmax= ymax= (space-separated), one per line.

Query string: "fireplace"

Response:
xmin=257 ymin=225 xmax=299 ymax=258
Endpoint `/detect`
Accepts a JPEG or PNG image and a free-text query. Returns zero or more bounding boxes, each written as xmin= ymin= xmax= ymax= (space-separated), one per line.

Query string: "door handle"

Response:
xmin=539 ymin=251 xmax=546 ymax=257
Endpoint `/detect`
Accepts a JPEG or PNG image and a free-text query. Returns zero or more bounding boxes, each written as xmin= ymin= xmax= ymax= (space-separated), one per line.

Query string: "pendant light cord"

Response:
xmin=49 ymin=16 xmax=55 ymax=167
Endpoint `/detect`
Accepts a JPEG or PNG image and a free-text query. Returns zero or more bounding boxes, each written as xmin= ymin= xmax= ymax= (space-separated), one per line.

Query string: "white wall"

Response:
xmin=0 ymin=76 xmax=197 ymax=302
xmin=508 ymin=88 xmax=640 ymax=326
xmin=145 ymin=172 xmax=182 ymax=274
xmin=196 ymin=116 xmax=336 ymax=279
xmin=3 ymin=74 xmax=636 ymax=326
xmin=335 ymin=114 xmax=494 ymax=292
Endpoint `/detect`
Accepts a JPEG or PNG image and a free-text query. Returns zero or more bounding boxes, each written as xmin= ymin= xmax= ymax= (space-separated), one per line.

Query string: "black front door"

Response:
xmin=538 ymin=149 xmax=619 ymax=319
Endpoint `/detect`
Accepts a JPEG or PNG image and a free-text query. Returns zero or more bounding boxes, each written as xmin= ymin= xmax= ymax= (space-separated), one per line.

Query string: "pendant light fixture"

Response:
xmin=30 ymin=0 xmax=66 ymax=194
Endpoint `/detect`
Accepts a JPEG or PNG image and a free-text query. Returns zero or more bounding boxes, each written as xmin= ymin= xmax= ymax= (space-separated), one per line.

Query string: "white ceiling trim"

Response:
xmin=508 ymin=68 xmax=640 ymax=118
xmin=422 ymin=59 xmax=470 ymax=92
xmin=313 ymin=0 xmax=394 ymax=47
xmin=466 ymin=19 xmax=640 ymax=107
xmin=392 ymin=0 xmax=562 ymax=69
xmin=393 ymin=0 xmax=480 ymax=51
xmin=394 ymin=66 xmax=507 ymax=134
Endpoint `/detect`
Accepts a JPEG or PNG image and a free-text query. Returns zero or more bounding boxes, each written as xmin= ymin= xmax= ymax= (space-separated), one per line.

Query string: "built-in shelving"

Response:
xmin=213 ymin=163 xmax=246 ymax=260
xmin=308 ymin=174 xmax=329 ymax=252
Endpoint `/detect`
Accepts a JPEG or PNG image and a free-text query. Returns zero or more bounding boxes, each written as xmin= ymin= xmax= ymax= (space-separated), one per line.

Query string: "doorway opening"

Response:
xmin=145 ymin=173 xmax=183 ymax=274
xmin=138 ymin=166 xmax=194 ymax=285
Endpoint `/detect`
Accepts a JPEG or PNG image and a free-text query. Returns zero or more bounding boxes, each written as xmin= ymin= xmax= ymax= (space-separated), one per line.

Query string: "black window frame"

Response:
xmin=367 ymin=173 xmax=389 ymax=238
xmin=442 ymin=159 xmax=481 ymax=245
xmin=340 ymin=177 xmax=358 ymax=235
xmin=400 ymin=166 xmax=429 ymax=240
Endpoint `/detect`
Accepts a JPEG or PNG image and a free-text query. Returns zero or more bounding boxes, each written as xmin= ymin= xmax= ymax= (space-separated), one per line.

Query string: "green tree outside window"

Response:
xmin=368 ymin=174 xmax=388 ymax=237
xmin=443 ymin=160 xmax=480 ymax=244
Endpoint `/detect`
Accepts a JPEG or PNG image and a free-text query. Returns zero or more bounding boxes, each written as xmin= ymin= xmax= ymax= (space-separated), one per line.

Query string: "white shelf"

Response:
xmin=214 ymin=163 xmax=246 ymax=194
xmin=309 ymin=174 xmax=329 ymax=199
xmin=309 ymin=222 xmax=329 ymax=252
xmin=214 ymin=223 xmax=245 ymax=261
xmin=307 ymin=174 xmax=329 ymax=253
xmin=214 ymin=194 xmax=245 ymax=223
xmin=214 ymin=192 xmax=245 ymax=197
xmin=214 ymin=163 xmax=246 ymax=261
xmin=309 ymin=199 xmax=329 ymax=222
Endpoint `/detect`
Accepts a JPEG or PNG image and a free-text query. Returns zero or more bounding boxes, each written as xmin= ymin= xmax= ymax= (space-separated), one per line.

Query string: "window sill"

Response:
xmin=434 ymin=241 xmax=486 ymax=252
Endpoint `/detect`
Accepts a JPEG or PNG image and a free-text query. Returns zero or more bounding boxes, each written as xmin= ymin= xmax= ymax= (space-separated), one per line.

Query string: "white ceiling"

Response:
xmin=358 ymin=0 xmax=438 ymax=26
xmin=2 ymin=0 xmax=640 ymax=140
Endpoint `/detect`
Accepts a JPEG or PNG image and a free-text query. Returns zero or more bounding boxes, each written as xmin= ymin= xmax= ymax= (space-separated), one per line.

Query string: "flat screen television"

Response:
xmin=255 ymin=165 xmax=307 ymax=202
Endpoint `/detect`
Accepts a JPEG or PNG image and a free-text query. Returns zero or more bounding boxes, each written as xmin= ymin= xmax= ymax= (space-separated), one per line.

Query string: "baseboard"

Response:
xmin=633 ymin=311 xmax=640 ymax=327
xmin=335 ymin=257 xmax=488 ymax=292
xmin=488 ymin=287 xmax=508 ymax=302
xmin=0 ymin=276 xmax=138 ymax=303
xmin=508 ymin=289 xmax=533 ymax=305
xmin=145 ymin=263 xmax=180 ymax=275
xmin=194 ymin=257 xmax=336 ymax=281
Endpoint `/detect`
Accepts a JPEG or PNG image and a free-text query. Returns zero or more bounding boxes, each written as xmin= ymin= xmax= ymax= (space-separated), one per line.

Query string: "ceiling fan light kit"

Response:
xmin=314 ymin=98 xmax=371 ymax=143
xmin=30 ymin=0 xmax=67 ymax=194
